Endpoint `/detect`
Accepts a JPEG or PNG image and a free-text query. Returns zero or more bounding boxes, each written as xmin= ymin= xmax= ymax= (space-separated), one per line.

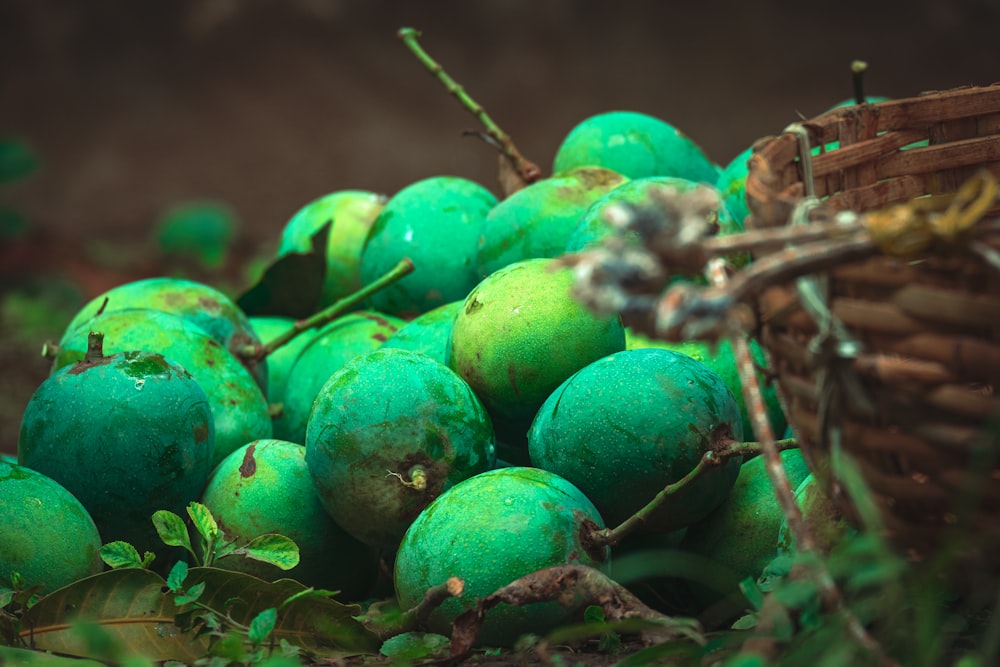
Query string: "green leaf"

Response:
xmin=0 ymin=587 xmax=14 ymax=608
xmin=772 ymin=579 xmax=819 ymax=610
xmin=152 ymin=510 xmax=193 ymax=554
xmin=379 ymin=632 xmax=450 ymax=663
xmin=721 ymin=654 xmax=768 ymax=667
xmin=18 ymin=568 xmax=208 ymax=664
xmin=259 ymin=654 xmax=306 ymax=667
xmin=278 ymin=587 xmax=341 ymax=610
xmin=166 ymin=561 xmax=188 ymax=593
xmin=236 ymin=533 xmax=300 ymax=571
xmin=187 ymin=502 xmax=221 ymax=544
xmin=212 ymin=539 xmax=239 ymax=562
xmin=236 ymin=223 xmax=329 ymax=318
xmin=612 ymin=637 xmax=704 ymax=667
xmin=739 ymin=576 xmax=765 ymax=611
xmin=99 ymin=542 xmax=145 ymax=570
xmin=583 ymin=605 xmax=606 ymax=624
xmin=180 ymin=568 xmax=379 ymax=657
xmin=0 ymin=139 xmax=38 ymax=183
xmin=174 ymin=581 xmax=206 ymax=606
xmin=248 ymin=607 xmax=277 ymax=645
xmin=207 ymin=632 xmax=246 ymax=662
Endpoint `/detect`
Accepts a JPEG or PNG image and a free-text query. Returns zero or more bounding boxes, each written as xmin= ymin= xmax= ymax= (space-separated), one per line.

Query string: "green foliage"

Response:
xmin=716 ymin=511 xmax=999 ymax=667
xmin=0 ymin=571 xmax=42 ymax=647
xmin=143 ymin=503 xmax=300 ymax=571
xmin=379 ymin=631 xmax=450 ymax=664
xmin=98 ymin=542 xmax=156 ymax=570
xmin=42 ymin=503 xmax=378 ymax=664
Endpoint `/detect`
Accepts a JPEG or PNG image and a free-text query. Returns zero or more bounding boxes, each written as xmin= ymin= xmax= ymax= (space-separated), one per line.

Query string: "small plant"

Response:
xmin=94 ymin=502 xmax=302 ymax=664
xmin=0 ymin=572 xmax=41 ymax=646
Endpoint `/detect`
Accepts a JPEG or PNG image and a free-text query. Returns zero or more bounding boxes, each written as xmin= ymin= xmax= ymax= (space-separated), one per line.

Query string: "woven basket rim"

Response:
xmin=744 ymin=82 xmax=1000 ymax=232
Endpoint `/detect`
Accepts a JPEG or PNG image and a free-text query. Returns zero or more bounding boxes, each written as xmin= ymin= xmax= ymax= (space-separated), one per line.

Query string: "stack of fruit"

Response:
xmin=1 ymin=35 xmax=865 ymax=660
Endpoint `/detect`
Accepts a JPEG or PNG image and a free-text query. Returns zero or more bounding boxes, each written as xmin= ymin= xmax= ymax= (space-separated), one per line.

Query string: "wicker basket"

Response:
xmin=743 ymin=83 xmax=1000 ymax=567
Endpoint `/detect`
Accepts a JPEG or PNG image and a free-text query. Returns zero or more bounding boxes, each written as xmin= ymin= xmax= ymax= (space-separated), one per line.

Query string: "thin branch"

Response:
xmin=590 ymin=437 xmax=798 ymax=548
xmin=397 ymin=27 xmax=542 ymax=193
xmin=237 ymin=258 xmax=414 ymax=363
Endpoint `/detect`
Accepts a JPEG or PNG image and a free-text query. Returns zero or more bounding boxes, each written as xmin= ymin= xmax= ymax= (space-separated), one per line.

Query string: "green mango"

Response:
xmin=305 ymin=348 xmax=496 ymax=550
xmin=380 ymin=300 xmax=462 ymax=366
xmin=358 ymin=176 xmax=497 ymax=318
xmin=448 ymin=258 xmax=626 ymax=439
xmin=19 ymin=335 xmax=214 ymax=553
xmin=679 ymin=449 xmax=812 ymax=591
xmin=247 ymin=316 xmax=323 ymax=441
xmin=564 ymin=176 xmax=741 ymax=256
xmin=394 ymin=466 xmax=609 ymax=647
xmin=201 ymin=439 xmax=377 ymax=599
xmin=528 ymin=348 xmax=743 ymax=533
xmin=282 ymin=311 xmax=403 ymax=444
xmin=276 ymin=189 xmax=386 ymax=307
xmin=52 ymin=307 xmax=272 ymax=467
xmin=715 ymin=145 xmax=753 ymax=229
xmin=475 ymin=166 xmax=627 ymax=277
xmin=552 ymin=110 xmax=720 ymax=184
xmin=777 ymin=473 xmax=855 ymax=555
xmin=626 ymin=330 xmax=788 ymax=443
xmin=60 ymin=276 xmax=267 ymax=394
xmin=0 ymin=460 xmax=103 ymax=593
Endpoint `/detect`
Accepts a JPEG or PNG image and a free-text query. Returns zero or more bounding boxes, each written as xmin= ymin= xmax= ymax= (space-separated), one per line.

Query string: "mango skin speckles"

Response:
xmin=0 ymin=460 xmax=103 ymax=594
xmin=394 ymin=466 xmax=608 ymax=648
xmin=528 ymin=348 xmax=743 ymax=533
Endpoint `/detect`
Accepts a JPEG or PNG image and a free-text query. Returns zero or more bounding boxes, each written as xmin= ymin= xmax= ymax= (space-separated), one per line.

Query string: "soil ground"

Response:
xmin=1 ymin=2 xmax=999 ymax=663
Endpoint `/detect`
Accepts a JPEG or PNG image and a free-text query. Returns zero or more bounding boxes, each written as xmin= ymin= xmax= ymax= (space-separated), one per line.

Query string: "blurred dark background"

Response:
xmin=1 ymin=0 xmax=999 ymax=453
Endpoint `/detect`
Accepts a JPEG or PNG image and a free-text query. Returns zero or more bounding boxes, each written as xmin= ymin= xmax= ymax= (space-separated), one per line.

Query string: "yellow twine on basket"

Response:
xmin=863 ymin=169 xmax=999 ymax=257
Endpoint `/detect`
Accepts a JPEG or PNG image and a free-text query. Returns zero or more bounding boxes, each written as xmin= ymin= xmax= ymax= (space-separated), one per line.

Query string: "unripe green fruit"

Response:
xmin=282 ymin=311 xmax=403 ymax=444
xmin=380 ymin=300 xmax=462 ymax=365
xmin=201 ymin=439 xmax=377 ymax=599
xmin=679 ymin=449 xmax=811 ymax=588
xmin=20 ymin=336 xmax=214 ymax=553
xmin=777 ymin=473 xmax=854 ymax=555
xmin=52 ymin=308 xmax=272 ymax=467
xmin=359 ymin=176 xmax=498 ymax=318
xmin=475 ymin=166 xmax=627 ymax=277
xmin=0 ymin=460 xmax=103 ymax=593
xmin=715 ymin=145 xmax=753 ymax=229
xmin=247 ymin=316 xmax=323 ymax=441
xmin=306 ymin=348 xmax=496 ymax=550
xmin=565 ymin=176 xmax=741 ymax=254
xmin=625 ymin=330 xmax=788 ymax=442
xmin=61 ymin=276 xmax=267 ymax=393
xmin=277 ymin=189 xmax=386 ymax=307
xmin=553 ymin=111 xmax=719 ymax=184
xmin=528 ymin=348 xmax=743 ymax=532
xmin=394 ymin=466 xmax=609 ymax=647
xmin=448 ymin=258 xmax=626 ymax=429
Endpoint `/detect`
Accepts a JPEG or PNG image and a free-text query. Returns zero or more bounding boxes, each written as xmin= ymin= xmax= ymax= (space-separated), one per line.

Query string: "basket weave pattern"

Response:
xmin=744 ymin=84 xmax=1000 ymax=565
